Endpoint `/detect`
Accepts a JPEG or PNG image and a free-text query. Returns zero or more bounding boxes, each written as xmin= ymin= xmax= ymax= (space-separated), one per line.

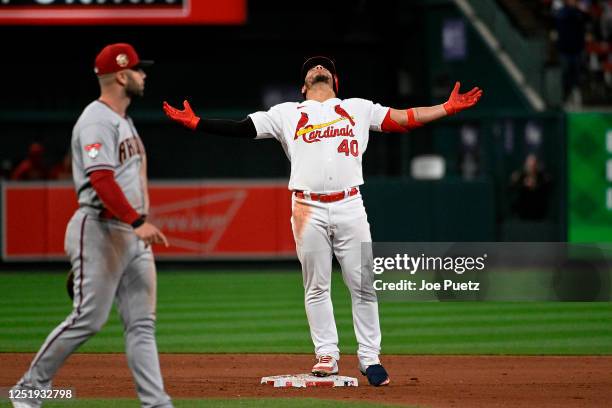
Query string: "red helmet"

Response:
xmin=301 ymin=56 xmax=339 ymax=95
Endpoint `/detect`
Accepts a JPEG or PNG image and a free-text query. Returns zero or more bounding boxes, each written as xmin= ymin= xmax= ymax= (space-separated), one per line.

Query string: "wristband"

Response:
xmin=131 ymin=215 xmax=146 ymax=229
xmin=406 ymin=109 xmax=424 ymax=129
xmin=190 ymin=116 xmax=201 ymax=130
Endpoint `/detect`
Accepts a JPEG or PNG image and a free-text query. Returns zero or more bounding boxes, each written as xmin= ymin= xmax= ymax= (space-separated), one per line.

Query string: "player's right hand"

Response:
xmin=163 ymin=100 xmax=201 ymax=130
xmin=134 ymin=222 xmax=169 ymax=248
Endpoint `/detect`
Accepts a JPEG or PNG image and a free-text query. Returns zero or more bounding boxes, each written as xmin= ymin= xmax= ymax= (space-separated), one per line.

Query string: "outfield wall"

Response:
xmin=567 ymin=112 xmax=612 ymax=242
xmin=0 ymin=179 xmax=496 ymax=261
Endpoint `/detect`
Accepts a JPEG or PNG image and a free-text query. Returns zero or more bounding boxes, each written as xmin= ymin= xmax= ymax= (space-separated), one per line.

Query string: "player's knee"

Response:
xmin=305 ymin=285 xmax=330 ymax=303
xmin=87 ymin=318 xmax=108 ymax=334
xmin=79 ymin=313 xmax=110 ymax=334
xmin=124 ymin=316 xmax=156 ymax=335
xmin=351 ymin=287 xmax=377 ymax=303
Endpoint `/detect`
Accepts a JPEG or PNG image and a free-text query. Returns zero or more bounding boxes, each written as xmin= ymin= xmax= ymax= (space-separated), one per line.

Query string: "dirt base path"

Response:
xmin=2 ymin=354 xmax=611 ymax=407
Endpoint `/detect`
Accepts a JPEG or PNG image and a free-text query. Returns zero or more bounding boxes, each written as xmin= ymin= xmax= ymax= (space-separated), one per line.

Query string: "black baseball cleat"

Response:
xmin=360 ymin=364 xmax=390 ymax=386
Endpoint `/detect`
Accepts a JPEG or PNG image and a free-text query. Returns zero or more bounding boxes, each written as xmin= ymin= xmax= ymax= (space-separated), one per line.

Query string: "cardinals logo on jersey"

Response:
xmin=294 ymin=112 xmax=311 ymax=140
xmin=84 ymin=143 xmax=102 ymax=159
xmin=294 ymin=105 xmax=355 ymax=143
xmin=334 ymin=105 xmax=355 ymax=126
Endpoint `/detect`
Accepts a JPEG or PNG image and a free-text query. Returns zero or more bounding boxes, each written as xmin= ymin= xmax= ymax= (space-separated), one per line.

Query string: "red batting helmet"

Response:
xmin=301 ymin=56 xmax=339 ymax=95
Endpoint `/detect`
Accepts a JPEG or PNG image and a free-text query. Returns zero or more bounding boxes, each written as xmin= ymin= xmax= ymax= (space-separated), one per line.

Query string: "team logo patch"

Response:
xmin=293 ymin=105 xmax=355 ymax=143
xmin=116 ymin=53 xmax=129 ymax=68
xmin=85 ymin=143 xmax=102 ymax=159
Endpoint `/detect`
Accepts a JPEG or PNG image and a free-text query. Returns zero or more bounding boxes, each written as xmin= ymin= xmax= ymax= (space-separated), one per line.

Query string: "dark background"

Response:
xmin=0 ymin=0 xmax=566 ymax=242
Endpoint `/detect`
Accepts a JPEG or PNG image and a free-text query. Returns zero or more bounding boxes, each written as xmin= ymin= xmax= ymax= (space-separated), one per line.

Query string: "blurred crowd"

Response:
xmin=1 ymin=142 xmax=72 ymax=181
xmin=540 ymin=0 xmax=612 ymax=106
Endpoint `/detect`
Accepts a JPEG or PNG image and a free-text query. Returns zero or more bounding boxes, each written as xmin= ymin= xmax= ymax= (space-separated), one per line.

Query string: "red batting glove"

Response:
xmin=162 ymin=100 xmax=201 ymax=130
xmin=442 ymin=82 xmax=483 ymax=115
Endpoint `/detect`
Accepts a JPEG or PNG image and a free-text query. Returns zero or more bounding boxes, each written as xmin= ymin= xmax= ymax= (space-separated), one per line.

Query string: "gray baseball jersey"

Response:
xmin=12 ymin=99 xmax=172 ymax=408
xmin=72 ymin=100 xmax=149 ymax=214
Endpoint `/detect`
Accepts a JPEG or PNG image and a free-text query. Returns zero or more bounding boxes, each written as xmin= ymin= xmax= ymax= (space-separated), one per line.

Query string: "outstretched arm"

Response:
xmin=382 ymin=82 xmax=483 ymax=132
xmin=163 ymin=100 xmax=256 ymax=139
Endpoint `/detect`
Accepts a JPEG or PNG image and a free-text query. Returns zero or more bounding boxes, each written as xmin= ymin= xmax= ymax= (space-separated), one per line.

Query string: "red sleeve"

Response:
xmin=380 ymin=109 xmax=407 ymax=133
xmin=89 ymin=169 xmax=140 ymax=225
xmin=380 ymin=109 xmax=424 ymax=133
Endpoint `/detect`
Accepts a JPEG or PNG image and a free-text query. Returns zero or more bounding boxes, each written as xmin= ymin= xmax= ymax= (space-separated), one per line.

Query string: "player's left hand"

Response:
xmin=443 ymin=82 xmax=483 ymax=115
xmin=163 ymin=100 xmax=201 ymax=130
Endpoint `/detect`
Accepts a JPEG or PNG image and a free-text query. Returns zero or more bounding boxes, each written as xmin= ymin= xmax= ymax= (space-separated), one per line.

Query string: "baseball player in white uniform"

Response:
xmin=162 ymin=56 xmax=482 ymax=386
xmin=11 ymin=43 xmax=173 ymax=408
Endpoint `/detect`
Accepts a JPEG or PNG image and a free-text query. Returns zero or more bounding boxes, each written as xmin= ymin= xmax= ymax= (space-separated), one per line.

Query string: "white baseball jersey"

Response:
xmin=71 ymin=100 xmax=149 ymax=215
xmin=249 ymin=97 xmax=389 ymax=193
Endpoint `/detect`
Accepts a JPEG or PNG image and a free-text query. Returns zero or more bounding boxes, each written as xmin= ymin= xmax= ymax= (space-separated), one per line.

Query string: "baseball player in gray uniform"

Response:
xmin=162 ymin=56 xmax=482 ymax=387
xmin=11 ymin=43 xmax=173 ymax=408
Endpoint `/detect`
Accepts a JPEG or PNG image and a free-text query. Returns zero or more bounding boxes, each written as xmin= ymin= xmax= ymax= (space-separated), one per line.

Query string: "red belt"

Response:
xmin=294 ymin=187 xmax=359 ymax=203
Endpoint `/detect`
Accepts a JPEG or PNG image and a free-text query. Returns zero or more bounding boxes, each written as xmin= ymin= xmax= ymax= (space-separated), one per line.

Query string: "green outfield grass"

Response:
xmin=0 ymin=398 xmax=405 ymax=408
xmin=0 ymin=271 xmax=610 ymax=354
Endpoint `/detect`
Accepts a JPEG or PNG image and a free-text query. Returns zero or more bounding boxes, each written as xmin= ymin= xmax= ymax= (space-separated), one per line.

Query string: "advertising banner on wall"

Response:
xmin=0 ymin=0 xmax=246 ymax=25
xmin=567 ymin=112 xmax=612 ymax=242
xmin=1 ymin=180 xmax=296 ymax=260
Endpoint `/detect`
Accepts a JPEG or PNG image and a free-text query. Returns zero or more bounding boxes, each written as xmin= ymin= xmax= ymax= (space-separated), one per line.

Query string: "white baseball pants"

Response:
xmin=291 ymin=192 xmax=381 ymax=367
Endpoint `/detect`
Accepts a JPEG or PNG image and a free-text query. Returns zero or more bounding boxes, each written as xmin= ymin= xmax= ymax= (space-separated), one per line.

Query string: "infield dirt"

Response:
xmin=1 ymin=354 xmax=611 ymax=407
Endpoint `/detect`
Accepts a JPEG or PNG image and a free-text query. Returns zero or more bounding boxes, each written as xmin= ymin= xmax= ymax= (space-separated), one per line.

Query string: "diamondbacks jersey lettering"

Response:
xmin=249 ymin=97 xmax=388 ymax=192
xmin=72 ymin=100 xmax=149 ymax=214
